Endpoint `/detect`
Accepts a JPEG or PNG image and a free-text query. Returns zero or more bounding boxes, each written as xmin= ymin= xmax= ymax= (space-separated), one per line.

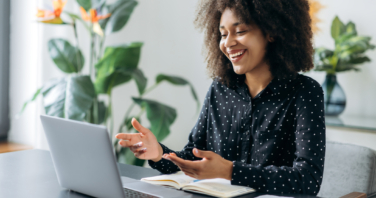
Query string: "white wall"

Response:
xmin=306 ymin=0 xmax=376 ymax=151
xmin=307 ymin=0 xmax=376 ymax=117
xmin=8 ymin=0 xmax=376 ymax=159
xmin=9 ymin=0 xmax=43 ymax=147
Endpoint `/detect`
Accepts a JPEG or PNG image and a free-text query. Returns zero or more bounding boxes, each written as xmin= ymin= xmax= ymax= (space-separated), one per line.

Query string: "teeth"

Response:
xmin=229 ymin=50 xmax=245 ymax=58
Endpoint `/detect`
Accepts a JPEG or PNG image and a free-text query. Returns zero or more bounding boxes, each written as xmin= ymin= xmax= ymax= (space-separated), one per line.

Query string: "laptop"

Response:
xmin=40 ymin=115 xmax=192 ymax=198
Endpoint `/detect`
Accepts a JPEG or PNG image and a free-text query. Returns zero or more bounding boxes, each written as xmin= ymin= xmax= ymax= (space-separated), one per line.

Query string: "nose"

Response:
xmin=224 ymin=33 xmax=237 ymax=48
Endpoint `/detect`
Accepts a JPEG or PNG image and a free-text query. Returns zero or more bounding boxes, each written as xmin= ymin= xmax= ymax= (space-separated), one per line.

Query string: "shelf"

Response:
xmin=0 ymin=142 xmax=33 ymax=153
xmin=325 ymin=115 xmax=376 ymax=132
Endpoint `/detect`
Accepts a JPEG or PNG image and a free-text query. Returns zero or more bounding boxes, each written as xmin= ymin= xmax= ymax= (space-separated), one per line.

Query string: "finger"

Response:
xmin=131 ymin=146 xmax=146 ymax=153
xmin=115 ymin=133 xmax=135 ymax=141
xmin=192 ymin=148 xmax=213 ymax=160
xmin=119 ymin=140 xmax=141 ymax=147
xmin=165 ymin=154 xmax=194 ymax=169
xmin=134 ymin=148 xmax=147 ymax=158
xmin=131 ymin=118 xmax=151 ymax=135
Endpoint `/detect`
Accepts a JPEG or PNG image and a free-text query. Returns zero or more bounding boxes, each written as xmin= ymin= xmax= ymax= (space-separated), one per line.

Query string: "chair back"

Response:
xmin=318 ymin=141 xmax=376 ymax=198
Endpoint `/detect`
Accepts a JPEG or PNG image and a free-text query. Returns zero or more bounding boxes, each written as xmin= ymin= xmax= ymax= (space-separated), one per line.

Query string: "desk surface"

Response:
xmin=0 ymin=150 xmax=320 ymax=198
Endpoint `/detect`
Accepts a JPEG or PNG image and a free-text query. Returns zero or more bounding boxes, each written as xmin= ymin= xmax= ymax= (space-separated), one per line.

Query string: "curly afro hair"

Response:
xmin=194 ymin=0 xmax=314 ymax=89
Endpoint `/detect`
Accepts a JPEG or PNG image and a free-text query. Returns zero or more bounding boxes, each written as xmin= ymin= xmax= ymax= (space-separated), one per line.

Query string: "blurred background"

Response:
xmin=1 ymin=0 xmax=376 ymax=167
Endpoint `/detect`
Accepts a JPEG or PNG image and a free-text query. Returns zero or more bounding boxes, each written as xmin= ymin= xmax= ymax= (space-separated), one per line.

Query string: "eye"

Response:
xmin=237 ymin=31 xmax=246 ymax=34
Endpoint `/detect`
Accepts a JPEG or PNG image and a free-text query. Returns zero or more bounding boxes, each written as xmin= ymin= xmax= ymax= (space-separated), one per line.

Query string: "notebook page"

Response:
xmin=141 ymin=171 xmax=196 ymax=187
xmin=184 ymin=178 xmax=255 ymax=194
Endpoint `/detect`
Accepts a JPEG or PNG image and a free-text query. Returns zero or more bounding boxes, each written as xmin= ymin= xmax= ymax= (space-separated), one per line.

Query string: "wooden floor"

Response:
xmin=0 ymin=142 xmax=33 ymax=153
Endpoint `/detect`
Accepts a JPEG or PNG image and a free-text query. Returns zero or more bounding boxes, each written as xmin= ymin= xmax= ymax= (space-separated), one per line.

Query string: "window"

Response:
xmin=0 ymin=0 xmax=10 ymax=140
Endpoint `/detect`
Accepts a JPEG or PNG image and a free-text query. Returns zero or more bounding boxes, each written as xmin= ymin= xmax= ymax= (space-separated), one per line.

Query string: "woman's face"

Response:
xmin=219 ymin=8 xmax=272 ymax=75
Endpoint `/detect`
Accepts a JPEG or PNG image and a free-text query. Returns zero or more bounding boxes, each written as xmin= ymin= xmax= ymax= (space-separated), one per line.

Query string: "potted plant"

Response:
xmin=313 ymin=16 xmax=375 ymax=116
xmin=19 ymin=0 xmax=200 ymax=166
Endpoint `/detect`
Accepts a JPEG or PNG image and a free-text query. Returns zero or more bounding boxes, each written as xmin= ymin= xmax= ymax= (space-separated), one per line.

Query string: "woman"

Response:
xmin=116 ymin=0 xmax=325 ymax=195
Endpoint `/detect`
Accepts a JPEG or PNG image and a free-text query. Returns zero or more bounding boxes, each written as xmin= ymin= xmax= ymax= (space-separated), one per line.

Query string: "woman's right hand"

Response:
xmin=115 ymin=118 xmax=163 ymax=162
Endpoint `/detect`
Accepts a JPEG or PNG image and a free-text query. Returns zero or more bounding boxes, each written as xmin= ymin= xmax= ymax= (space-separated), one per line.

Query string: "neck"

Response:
xmin=244 ymin=62 xmax=273 ymax=98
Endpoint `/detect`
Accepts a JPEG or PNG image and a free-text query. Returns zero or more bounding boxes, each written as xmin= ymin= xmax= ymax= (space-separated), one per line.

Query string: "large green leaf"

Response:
xmin=313 ymin=64 xmax=334 ymax=72
xmin=339 ymin=44 xmax=368 ymax=60
xmin=97 ymin=101 xmax=107 ymax=124
xmin=336 ymin=63 xmax=359 ymax=72
xmin=120 ymin=68 xmax=147 ymax=95
xmin=132 ymin=98 xmax=177 ymax=141
xmin=345 ymin=21 xmax=357 ymax=36
xmin=95 ymin=42 xmax=143 ymax=94
xmin=76 ymin=0 xmax=106 ymax=11
xmin=335 ymin=32 xmax=355 ymax=45
xmin=99 ymin=0 xmax=138 ymax=35
xmin=41 ymin=75 xmax=96 ymax=121
xmin=48 ymin=39 xmax=85 ymax=73
xmin=314 ymin=47 xmax=334 ymax=61
xmin=331 ymin=16 xmax=346 ymax=40
xmin=86 ymin=100 xmax=107 ymax=124
xmin=313 ymin=48 xmax=334 ymax=72
xmin=347 ymin=56 xmax=371 ymax=64
xmin=156 ymin=74 xmax=200 ymax=114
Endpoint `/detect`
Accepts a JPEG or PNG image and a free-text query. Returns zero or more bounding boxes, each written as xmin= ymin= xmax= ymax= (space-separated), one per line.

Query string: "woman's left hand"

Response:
xmin=163 ymin=148 xmax=233 ymax=180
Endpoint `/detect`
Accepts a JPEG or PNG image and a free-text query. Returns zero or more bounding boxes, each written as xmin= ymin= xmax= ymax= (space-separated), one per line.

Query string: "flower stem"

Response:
xmin=142 ymin=83 xmax=158 ymax=96
xmin=72 ymin=22 xmax=82 ymax=74
xmin=98 ymin=35 xmax=106 ymax=61
xmin=93 ymin=97 xmax=99 ymax=124
xmin=89 ymin=23 xmax=94 ymax=79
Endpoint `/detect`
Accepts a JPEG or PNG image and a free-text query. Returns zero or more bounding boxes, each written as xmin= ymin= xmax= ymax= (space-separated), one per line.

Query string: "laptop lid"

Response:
xmin=40 ymin=115 xmax=125 ymax=198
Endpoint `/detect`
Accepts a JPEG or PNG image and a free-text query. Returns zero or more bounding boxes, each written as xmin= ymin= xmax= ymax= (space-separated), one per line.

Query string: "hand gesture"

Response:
xmin=115 ymin=118 xmax=162 ymax=162
xmin=163 ymin=148 xmax=233 ymax=180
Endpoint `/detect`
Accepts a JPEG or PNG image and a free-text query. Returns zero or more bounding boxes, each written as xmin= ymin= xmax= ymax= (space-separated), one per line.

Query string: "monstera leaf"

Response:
xmin=156 ymin=74 xmax=200 ymax=114
xmin=132 ymin=98 xmax=177 ymax=141
xmin=48 ymin=39 xmax=85 ymax=73
xmin=99 ymin=0 xmax=138 ymax=35
xmin=41 ymin=75 xmax=96 ymax=121
xmin=94 ymin=42 xmax=145 ymax=94
xmin=76 ymin=0 xmax=106 ymax=11
xmin=86 ymin=100 xmax=107 ymax=124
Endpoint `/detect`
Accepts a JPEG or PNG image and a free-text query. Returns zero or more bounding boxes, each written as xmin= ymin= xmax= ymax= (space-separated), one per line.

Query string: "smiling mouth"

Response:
xmin=228 ymin=49 xmax=246 ymax=63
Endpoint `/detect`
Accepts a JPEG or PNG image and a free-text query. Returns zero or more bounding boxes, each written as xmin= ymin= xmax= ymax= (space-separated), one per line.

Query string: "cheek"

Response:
xmin=241 ymin=38 xmax=266 ymax=57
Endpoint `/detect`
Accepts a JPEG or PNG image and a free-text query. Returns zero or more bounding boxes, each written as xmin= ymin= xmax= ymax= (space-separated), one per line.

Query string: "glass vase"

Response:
xmin=322 ymin=74 xmax=346 ymax=116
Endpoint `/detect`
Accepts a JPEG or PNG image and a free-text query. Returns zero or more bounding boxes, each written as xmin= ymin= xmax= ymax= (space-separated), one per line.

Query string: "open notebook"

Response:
xmin=141 ymin=171 xmax=256 ymax=198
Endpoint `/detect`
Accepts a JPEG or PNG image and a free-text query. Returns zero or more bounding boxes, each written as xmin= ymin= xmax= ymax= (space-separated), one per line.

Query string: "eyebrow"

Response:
xmin=219 ymin=22 xmax=244 ymax=29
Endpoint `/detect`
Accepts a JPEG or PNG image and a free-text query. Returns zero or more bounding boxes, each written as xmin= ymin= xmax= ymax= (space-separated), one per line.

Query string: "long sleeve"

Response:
xmin=147 ymin=82 xmax=213 ymax=174
xmin=230 ymin=78 xmax=326 ymax=195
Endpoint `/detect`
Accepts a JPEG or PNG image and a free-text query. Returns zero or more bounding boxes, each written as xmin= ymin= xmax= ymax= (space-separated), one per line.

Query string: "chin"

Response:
xmin=232 ymin=65 xmax=246 ymax=75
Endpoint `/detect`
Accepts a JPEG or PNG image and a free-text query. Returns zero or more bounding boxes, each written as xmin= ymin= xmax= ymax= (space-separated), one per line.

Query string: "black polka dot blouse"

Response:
xmin=148 ymin=74 xmax=326 ymax=196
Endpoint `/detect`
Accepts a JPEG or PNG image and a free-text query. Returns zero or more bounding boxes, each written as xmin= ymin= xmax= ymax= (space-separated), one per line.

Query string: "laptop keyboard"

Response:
xmin=123 ymin=187 xmax=162 ymax=198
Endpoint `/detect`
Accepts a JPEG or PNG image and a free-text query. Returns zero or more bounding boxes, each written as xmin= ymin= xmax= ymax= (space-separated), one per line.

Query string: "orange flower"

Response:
xmin=36 ymin=0 xmax=67 ymax=24
xmin=80 ymin=7 xmax=111 ymax=23
xmin=80 ymin=7 xmax=111 ymax=36
xmin=308 ymin=0 xmax=325 ymax=35
xmin=52 ymin=0 xmax=67 ymax=17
